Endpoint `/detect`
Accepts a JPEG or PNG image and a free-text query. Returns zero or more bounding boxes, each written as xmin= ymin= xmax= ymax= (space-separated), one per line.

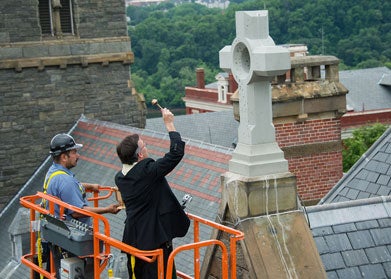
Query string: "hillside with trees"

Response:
xmin=126 ymin=0 xmax=391 ymax=109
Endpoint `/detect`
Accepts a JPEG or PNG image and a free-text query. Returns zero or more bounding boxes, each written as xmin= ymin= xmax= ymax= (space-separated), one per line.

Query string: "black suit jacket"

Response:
xmin=115 ymin=131 xmax=190 ymax=250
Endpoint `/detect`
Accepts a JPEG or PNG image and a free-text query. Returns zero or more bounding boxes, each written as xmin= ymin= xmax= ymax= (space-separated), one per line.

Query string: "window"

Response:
xmin=59 ymin=0 xmax=74 ymax=34
xmin=38 ymin=0 xmax=75 ymax=36
xmin=38 ymin=0 xmax=53 ymax=34
xmin=216 ymin=74 xmax=228 ymax=104
xmin=219 ymin=85 xmax=227 ymax=103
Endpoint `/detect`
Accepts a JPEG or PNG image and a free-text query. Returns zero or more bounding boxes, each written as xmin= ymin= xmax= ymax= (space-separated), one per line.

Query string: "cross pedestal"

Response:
xmin=220 ymin=10 xmax=290 ymax=177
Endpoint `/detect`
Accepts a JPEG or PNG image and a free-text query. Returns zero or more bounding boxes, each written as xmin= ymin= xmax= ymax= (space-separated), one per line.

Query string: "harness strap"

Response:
xmin=43 ymin=170 xmax=68 ymax=193
xmin=38 ymin=170 xmax=67 ymax=278
xmin=131 ymin=255 xmax=136 ymax=279
xmin=41 ymin=170 xmax=67 ymax=208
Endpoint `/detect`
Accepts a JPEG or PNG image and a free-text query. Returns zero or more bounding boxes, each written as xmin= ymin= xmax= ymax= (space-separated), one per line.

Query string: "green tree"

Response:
xmin=127 ymin=0 xmax=391 ymax=108
xmin=342 ymin=124 xmax=388 ymax=172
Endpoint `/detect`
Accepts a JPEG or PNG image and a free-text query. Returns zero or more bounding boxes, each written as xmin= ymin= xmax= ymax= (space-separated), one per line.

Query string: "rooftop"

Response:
xmin=1 ymin=114 xmax=391 ymax=278
xmin=340 ymin=67 xmax=391 ymax=112
xmin=0 ymin=115 xmax=232 ymax=278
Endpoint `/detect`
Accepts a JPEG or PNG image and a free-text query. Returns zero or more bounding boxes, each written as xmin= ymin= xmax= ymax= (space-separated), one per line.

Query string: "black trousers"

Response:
xmin=127 ymin=241 xmax=177 ymax=279
xmin=42 ymin=242 xmax=93 ymax=279
xmin=41 ymin=242 xmax=63 ymax=275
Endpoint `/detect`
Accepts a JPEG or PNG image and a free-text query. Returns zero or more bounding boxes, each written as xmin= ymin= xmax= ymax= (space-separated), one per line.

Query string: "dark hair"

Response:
xmin=116 ymin=134 xmax=139 ymax=164
xmin=52 ymin=150 xmax=71 ymax=163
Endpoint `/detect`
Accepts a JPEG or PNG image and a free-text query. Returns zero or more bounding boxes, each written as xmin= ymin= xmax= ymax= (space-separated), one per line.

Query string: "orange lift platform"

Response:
xmin=20 ymin=187 xmax=244 ymax=279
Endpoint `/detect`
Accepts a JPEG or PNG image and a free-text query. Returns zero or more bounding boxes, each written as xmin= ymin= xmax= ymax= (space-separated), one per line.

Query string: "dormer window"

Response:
xmin=38 ymin=0 xmax=75 ymax=37
xmin=216 ymin=73 xmax=228 ymax=104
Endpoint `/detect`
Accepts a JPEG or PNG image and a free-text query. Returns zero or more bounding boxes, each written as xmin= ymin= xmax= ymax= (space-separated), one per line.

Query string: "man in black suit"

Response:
xmin=115 ymin=107 xmax=190 ymax=278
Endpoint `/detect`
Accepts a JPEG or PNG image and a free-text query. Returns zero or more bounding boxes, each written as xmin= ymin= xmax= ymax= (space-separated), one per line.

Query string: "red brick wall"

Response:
xmin=185 ymin=87 xmax=219 ymax=102
xmin=341 ymin=109 xmax=391 ymax=129
xmin=186 ymin=107 xmax=213 ymax=114
xmin=287 ymin=152 xmax=342 ymax=202
xmin=184 ymin=87 xmax=234 ymax=104
xmin=275 ymin=118 xmax=343 ymax=202
xmin=276 ymin=119 xmax=341 ymax=147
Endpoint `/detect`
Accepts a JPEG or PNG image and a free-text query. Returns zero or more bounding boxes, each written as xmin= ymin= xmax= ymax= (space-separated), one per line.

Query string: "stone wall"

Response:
xmin=0 ymin=61 xmax=145 ymax=210
xmin=0 ymin=0 xmax=128 ymax=43
xmin=0 ymin=0 xmax=146 ymax=211
xmin=0 ymin=0 xmax=41 ymax=42
xmin=75 ymin=0 xmax=128 ymax=38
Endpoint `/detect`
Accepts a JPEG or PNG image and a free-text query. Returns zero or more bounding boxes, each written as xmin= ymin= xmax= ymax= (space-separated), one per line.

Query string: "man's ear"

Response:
xmin=59 ymin=152 xmax=68 ymax=162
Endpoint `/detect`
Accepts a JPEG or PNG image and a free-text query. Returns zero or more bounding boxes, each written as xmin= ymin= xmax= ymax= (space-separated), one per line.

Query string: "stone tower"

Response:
xmin=0 ymin=0 xmax=146 ymax=210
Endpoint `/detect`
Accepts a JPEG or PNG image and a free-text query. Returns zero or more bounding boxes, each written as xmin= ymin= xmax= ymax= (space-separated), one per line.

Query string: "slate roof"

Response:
xmin=379 ymin=73 xmax=391 ymax=86
xmin=0 ymin=115 xmax=233 ymax=279
xmin=306 ymin=126 xmax=391 ymax=278
xmin=307 ymin=196 xmax=391 ymax=279
xmin=319 ymin=126 xmax=391 ymax=204
xmin=146 ymin=109 xmax=238 ymax=148
xmin=339 ymin=66 xmax=391 ymax=112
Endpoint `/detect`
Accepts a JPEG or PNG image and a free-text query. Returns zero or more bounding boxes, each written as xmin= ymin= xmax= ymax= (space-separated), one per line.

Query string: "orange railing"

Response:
xmin=169 ymin=213 xmax=244 ymax=278
xmin=20 ymin=189 xmax=244 ymax=279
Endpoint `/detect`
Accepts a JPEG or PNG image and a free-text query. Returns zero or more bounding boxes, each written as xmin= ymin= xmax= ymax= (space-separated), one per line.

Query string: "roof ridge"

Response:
xmin=309 ymin=195 xmax=391 ymax=213
xmin=307 ymin=195 xmax=391 ymax=228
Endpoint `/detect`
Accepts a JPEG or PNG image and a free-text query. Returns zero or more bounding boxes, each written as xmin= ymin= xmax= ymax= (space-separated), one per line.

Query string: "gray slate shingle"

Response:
xmin=320 ymin=127 xmax=391 ymax=204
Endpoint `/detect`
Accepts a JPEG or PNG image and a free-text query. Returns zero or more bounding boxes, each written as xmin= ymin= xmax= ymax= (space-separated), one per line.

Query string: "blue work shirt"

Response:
xmin=45 ymin=163 xmax=91 ymax=226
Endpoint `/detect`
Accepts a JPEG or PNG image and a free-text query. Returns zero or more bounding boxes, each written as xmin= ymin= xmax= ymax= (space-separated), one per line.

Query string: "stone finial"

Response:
xmin=220 ymin=11 xmax=290 ymax=85
xmin=219 ymin=11 xmax=290 ymax=177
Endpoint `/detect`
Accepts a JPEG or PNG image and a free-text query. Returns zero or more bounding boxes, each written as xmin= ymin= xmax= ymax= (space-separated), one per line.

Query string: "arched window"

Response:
xmin=216 ymin=74 xmax=228 ymax=104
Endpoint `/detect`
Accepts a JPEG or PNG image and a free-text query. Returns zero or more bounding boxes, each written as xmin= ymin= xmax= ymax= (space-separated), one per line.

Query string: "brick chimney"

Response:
xmin=196 ymin=68 xmax=205 ymax=89
xmin=228 ymin=72 xmax=237 ymax=93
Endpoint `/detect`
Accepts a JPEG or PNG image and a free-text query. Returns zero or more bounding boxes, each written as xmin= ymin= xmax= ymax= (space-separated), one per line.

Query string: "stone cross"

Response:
xmin=220 ymin=11 xmax=291 ymax=177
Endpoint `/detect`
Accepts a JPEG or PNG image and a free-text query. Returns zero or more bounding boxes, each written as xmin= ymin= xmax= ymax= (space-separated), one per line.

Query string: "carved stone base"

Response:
xmin=222 ymin=171 xmax=297 ymax=218
xmin=229 ymin=142 xmax=289 ymax=177
xmin=204 ymin=171 xmax=327 ymax=278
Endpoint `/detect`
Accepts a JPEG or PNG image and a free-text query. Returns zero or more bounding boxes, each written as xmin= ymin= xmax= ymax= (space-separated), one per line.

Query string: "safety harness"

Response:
xmin=37 ymin=170 xmax=67 ymax=278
